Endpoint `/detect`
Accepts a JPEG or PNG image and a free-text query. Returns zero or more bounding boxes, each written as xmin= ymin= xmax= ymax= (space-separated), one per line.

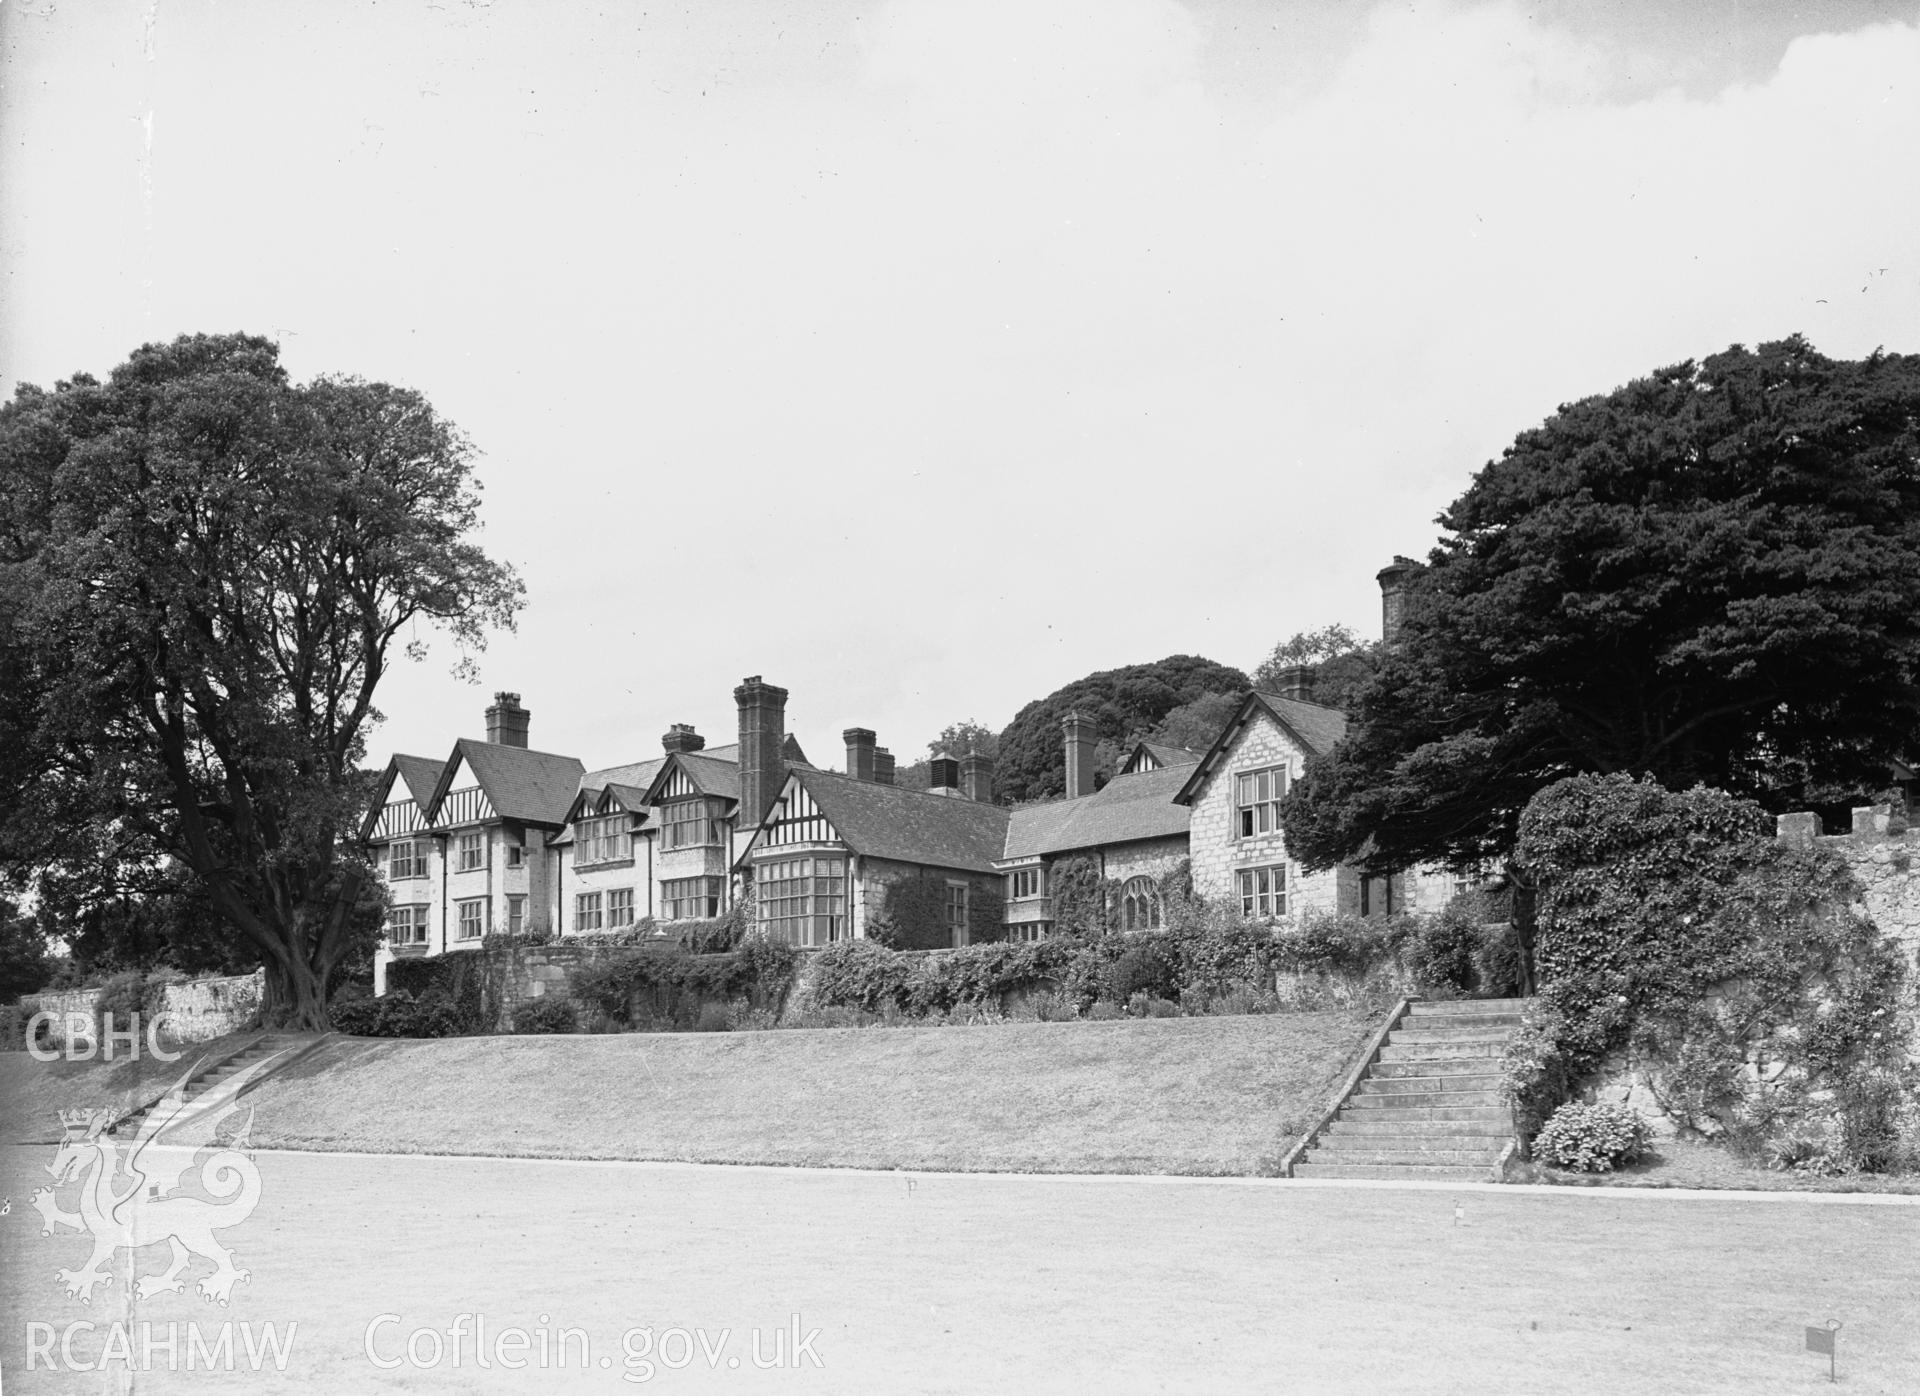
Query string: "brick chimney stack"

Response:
xmin=873 ymin=747 xmax=896 ymax=786
xmin=1377 ymin=556 xmax=1423 ymax=647
xmin=843 ymin=728 xmax=877 ymax=782
xmin=1269 ymin=664 xmax=1315 ymax=702
xmin=485 ymin=692 xmax=530 ymax=748
xmin=1063 ymin=710 xmax=1096 ymax=798
xmin=734 ymin=676 xmax=789 ymax=828
xmin=661 ymin=723 xmax=706 ymax=754
xmin=961 ymin=750 xmax=996 ymax=804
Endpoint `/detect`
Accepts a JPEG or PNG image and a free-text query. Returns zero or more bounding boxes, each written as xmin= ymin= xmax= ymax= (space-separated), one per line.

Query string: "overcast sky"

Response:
xmin=4 ymin=0 xmax=1918 ymax=775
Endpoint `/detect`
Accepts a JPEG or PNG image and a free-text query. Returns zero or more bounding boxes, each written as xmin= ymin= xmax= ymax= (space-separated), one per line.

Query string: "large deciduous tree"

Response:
xmin=0 ymin=333 xmax=521 ymax=1029
xmin=1282 ymin=336 xmax=1920 ymax=880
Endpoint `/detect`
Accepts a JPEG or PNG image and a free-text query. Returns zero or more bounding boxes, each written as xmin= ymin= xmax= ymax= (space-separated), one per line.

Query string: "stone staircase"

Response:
xmin=1292 ymin=998 xmax=1528 ymax=1181
xmin=108 ymin=1033 xmax=312 ymax=1137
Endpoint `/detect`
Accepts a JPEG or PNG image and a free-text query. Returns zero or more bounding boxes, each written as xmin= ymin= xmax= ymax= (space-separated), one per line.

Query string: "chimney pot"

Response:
xmin=662 ymin=723 xmax=706 ymax=754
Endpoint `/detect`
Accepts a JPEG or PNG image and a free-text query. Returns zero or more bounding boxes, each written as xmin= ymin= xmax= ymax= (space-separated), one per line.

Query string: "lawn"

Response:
xmin=2 ymin=1147 xmax=1915 ymax=1394
xmin=1 ymin=1011 xmax=1378 ymax=1176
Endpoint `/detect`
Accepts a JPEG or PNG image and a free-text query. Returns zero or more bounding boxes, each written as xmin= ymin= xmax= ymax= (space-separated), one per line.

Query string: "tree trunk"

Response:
xmin=261 ymin=951 xmax=333 ymax=1032
xmin=1511 ymin=878 xmax=1538 ymax=999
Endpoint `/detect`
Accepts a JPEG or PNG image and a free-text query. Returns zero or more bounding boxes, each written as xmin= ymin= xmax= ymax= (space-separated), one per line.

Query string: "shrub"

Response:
xmin=515 ymin=996 xmax=577 ymax=1034
xmin=1087 ymin=1000 xmax=1123 ymax=1021
xmin=567 ymin=940 xmax=795 ymax=1029
xmin=1532 ymin=1102 xmax=1653 ymax=1173
xmin=93 ymin=970 xmax=147 ymax=1035
xmin=1279 ymin=913 xmax=1391 ymax=978
xmin=811 ymin=939 xmax=912 ymax=1015
xmin=1507 ymin=773 xmax=1916 ymax=1152
xmin=1 ymin=1001 xmax=42 ymax=1052
xmin=1475 ymin=920 xmax=1524 ymax=998
xmin=694 ymin=1001 xmax=733 ymax=1032
xmin=330 ymin=988 xmax=464 ymax=1038
xmin=1102 ymin=941 xmax=1176 ymax=1005
xmin=1404 ymin=904 xmax=1480 ymax=997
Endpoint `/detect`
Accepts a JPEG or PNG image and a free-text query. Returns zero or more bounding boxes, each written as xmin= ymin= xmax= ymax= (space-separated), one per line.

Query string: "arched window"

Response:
xmin=1120 ymin=876 xmax=1162 ymax=931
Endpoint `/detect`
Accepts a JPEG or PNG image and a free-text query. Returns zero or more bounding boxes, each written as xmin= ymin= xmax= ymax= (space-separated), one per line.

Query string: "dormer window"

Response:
xmin=575 ymin=815 xmax=631 ymax=866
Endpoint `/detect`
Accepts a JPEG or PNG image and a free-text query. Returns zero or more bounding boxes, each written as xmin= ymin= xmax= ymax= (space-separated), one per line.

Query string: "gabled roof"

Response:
xmin=554 ymin=780 xmax=655 ymax=841
xmin=1121 ymin=741 xmax=1201 ymax=774
xmin=360 ymin=753 xmax=448 ymax=840
xmin=1001 ymin=765 xmax=1192 ymax=860
xmin=1172 ymin=691 xmax=1349 ymax=807
xmin=737 ymin=769 xmax=1010 ymax=875
xmin=642 ymin=750 xmax=743 ymax=805
xmin=602 ymin=782 xmax=654 ymax=813
xmin=425 ymin=738 xmax=586 ymax=827
xmin=392 ymin=754 xmax=447 ymax=804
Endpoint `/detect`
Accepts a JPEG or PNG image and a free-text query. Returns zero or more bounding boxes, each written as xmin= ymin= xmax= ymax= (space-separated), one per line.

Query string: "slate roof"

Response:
xmin=1255 ymin=692 xmax=1349 ymax=756
xmin=755 ymin=769 xmax=1011 ymax=875
xmin=583 ymin=755 xmax=668 ymax=791
xmin=428 ymin=738 xmax=586 ymax=827
xmin=1172 ymin=691 xmax=1350 ymax=807
xmin=1124 ymin=741 xmax=1200 ymax=773
xmin=601 ymin=783 xmax=655 ymax=816
xmin=392 ymin=754 xmax=447 ymax=805
xmin=1001 ymin=765 xmax=1192 ymax=860
xmin=658 ymin=751 xmax=742 ymax=803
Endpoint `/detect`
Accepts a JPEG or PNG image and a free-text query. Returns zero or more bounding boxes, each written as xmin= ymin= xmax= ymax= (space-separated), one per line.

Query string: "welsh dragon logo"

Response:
xmin=30 ymin=1050 xmax=288 ymax=1306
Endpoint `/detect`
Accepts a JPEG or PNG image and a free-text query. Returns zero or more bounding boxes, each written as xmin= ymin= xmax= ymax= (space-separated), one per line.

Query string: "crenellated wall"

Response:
xmin=1777 ymin=804 xmax=1920 ymax=972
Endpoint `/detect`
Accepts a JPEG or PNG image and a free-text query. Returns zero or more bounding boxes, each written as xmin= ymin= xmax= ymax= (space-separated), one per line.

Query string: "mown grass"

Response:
xmin=3 ymin=1012 xmax=1376 ymax=1175
xmin=5 ymin=1146 xmax=1917 ymax=1394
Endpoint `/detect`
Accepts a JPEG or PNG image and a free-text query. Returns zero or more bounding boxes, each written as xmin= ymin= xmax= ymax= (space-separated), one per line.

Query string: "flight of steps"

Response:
xmin=109 ymin=1033 xmax=304 ymax=1136
xmin=1292 ymin=998 xmax=1528 ymax=1181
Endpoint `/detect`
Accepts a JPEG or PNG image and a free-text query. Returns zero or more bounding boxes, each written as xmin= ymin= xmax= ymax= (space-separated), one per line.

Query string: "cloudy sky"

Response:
xmin=4 ymin=0 xmax=1918 ymax=774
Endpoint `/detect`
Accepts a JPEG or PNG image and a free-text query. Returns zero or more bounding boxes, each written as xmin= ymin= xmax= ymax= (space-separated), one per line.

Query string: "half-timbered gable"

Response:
xmin=735 ymin=769 xmax=1009 ymax=949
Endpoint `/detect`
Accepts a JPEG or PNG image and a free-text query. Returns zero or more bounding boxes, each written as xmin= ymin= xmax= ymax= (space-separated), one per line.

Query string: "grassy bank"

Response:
xmin=2 ymin=1011 xmax=1377 ymax=1175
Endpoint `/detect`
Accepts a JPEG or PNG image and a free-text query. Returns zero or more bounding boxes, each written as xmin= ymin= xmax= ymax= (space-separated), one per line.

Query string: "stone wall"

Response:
xmin=1778 ymin=804 xmax=1920 ymax=972
xmin=21 ymin=969 xmax=264 ymax=1048
xmin=1581 ymin=803 xmax=1920 ymax=1135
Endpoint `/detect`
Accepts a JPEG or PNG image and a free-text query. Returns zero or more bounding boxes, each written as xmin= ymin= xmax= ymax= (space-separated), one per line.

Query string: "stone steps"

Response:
xmin=1399 ymin=1012 xmax=1524 ymax=1032
xmin=1293 ymin=1162 xmax=1492 ymax=1181
xmin=1293 ymin=997 xmax=1529 ymax=1181
xmin=1371 ymin=1057 xmax=1505 ymax=1078
xmin=109 ymin=1034 xmax=306 ymax=1136
xmin=1406 ymin=998 xmax=1529 ymax=1016
xmin=1357 ymin=1073 xmax=1503 ymax=1095
xmin=1307 ymin=1144 xmax=1506 ymax=1165
xmin=1378 ymin=1039 xmax=1506 ymax=1060
xmin=1325 ymin=1118 xmax=1512 ymax=1138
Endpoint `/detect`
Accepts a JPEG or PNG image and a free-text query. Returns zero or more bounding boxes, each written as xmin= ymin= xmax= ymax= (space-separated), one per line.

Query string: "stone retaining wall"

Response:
xmin=20 ymin=969 xmax=265 ymax=1048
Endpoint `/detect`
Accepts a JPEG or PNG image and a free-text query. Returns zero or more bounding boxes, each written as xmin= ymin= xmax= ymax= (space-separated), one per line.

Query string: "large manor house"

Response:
xmin=366 ymin=564 xmax=1461 ymax=983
